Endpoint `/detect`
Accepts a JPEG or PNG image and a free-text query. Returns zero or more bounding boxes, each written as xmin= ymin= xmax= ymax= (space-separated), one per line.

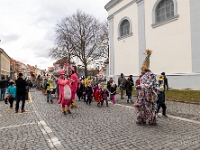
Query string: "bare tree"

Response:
xmin=49 ymin=10 xmax=108 ymax=77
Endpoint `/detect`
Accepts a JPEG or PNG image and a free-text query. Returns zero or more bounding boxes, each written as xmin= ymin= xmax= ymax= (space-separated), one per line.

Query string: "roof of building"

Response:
xmin=0 ymin=48 xmax=11 ymax=60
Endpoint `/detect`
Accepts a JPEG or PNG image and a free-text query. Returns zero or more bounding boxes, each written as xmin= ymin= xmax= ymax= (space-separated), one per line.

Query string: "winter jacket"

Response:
xmin=106 ymin=81 xmax=112 ymax=91
xmin=15 ymin=78 xmax=27 ymax=95
xmin=102 ymin=90 xmax=109 ymax=99
xmin=118 ymin=77 xmax=126 ymax=89
xmin=110 ymin=85 xmax=117 ymax=95
xmin=45 ymin=81 xmax=53 ymax=93
xmin=7 ymin=85 xmax=17 ymax=98
xmin=0 ymin=80 xmax=8 ymax=89
xmin=125 ymin=80 xmax=134 ymax=96
xmin=157 ymin=92 xmax=165 ymax=104
xmin=86 ymin=86 xmax=93 ymax=97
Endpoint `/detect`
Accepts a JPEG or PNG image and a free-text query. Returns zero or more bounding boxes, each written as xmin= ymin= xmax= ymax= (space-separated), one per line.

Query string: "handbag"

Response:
xmin=5 ymin=94 xmax=12 ymax=104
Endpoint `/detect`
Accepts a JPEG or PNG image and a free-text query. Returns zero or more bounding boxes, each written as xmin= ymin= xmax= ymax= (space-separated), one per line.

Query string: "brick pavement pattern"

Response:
xmin=0 ymin=89 xmax=200 ymax=150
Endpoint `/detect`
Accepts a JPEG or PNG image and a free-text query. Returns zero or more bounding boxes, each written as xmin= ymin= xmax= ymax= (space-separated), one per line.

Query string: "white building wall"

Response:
xmin=113 ymin=3 xmax=139 ymax=76
xmin=144 ymin=0 xmax=192 ymax=74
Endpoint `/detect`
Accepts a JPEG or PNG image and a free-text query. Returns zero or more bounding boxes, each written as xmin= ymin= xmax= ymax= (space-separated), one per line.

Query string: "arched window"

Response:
xmin=120 ymin=19 xmax=130 ymax=37
xmin=156 ymin=0 xmax=174 ymax=23
xmin=152 ymin=0 xmax=178 ymax=28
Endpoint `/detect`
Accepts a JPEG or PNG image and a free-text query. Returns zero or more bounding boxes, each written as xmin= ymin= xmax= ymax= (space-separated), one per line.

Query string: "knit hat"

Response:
xmin=161 ymin=72 xmax=165 ymax=75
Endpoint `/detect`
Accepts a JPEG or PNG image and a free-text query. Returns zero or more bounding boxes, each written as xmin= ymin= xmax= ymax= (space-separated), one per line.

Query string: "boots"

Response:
xmin=62 ymin=108 xmax=66 ymax=115
xmin=66 ymin=106 xmax=71 ymax=114
xmin=72 ymin=99 xmax=77 ymax=108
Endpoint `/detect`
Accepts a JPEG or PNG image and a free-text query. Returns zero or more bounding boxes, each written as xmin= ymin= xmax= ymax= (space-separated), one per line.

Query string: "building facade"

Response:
xmin=0 ymin=48 xmax=11 ymax=80
xmin=105 ymin=0 xmax=200 ymax=89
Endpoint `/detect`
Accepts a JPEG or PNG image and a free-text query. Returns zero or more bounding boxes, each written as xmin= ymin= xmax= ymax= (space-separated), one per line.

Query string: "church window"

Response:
xmin=120 ymin=19 xmax=130 ymax=37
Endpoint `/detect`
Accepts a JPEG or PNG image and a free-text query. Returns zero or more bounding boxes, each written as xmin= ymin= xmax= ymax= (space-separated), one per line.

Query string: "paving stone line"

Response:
xmin=29 ymin=91 xmax=65 ymax=150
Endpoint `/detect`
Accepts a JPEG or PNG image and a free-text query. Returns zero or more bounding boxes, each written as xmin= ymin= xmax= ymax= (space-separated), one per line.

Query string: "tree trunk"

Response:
xmin=84 ymin=65 xmax=88 ymax=78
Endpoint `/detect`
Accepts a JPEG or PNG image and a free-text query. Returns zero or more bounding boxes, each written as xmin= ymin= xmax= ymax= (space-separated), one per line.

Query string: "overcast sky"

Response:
xmin=0 ymin=0 xmax=110 ymax=69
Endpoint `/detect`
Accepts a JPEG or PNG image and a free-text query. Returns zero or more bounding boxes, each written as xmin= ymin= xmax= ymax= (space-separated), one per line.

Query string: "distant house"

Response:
xmin=0 ymin=48 xmax=11 ymax=80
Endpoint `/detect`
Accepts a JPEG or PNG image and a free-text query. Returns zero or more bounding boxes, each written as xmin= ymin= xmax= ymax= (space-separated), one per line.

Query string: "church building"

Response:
xmin=105 ymin=0 xmax=200 ymax=89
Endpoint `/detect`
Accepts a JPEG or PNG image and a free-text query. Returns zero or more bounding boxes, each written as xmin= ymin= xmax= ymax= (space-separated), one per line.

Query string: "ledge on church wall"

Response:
xmin=118 ymin=33 xmax=133 ymax=40
xmin=152 ymin=15 xmax=179 ymax=28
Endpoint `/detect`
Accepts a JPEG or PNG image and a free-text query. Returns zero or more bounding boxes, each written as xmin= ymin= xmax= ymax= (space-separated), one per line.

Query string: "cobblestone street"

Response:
xmin=0 ymin=89 xmax=200 ymax=150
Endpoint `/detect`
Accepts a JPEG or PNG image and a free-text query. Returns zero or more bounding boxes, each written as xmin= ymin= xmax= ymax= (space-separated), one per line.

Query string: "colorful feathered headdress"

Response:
xmin=141 ymin=49 xmax=152 ymax=70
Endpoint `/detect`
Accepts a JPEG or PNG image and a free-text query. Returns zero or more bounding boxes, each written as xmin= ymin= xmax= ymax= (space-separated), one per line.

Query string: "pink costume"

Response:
xmin=58 ymin=77 xmax=71 ymax=108
xmin=70 ymin=73 xmax=78 ymax=99
xmin=70 ymin=73 xmax=78 ymax=107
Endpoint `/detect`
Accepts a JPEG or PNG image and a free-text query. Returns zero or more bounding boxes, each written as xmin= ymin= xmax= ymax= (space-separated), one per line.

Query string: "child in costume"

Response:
xmin=94 ymin=83 xmax=102 ymax=107
xmin=57 ymin=70 xmax=72 ymax=115
xmin=110 ymin=82 xmax=117 ymax=104
xmin=101 ymin=86 xmax=109 ymax=107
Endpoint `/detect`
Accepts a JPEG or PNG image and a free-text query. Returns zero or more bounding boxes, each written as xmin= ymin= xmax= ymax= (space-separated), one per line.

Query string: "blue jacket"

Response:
xmin=7 ymin=85 xmax=17 ymax=98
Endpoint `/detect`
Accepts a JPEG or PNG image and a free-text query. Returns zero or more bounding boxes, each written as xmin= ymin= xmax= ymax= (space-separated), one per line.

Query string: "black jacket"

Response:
xmin=110 ymin=85 xmax=117 ymax=95
xmin=86 ymin=86 xmax=93 ymax=97
xmin=125 ymin=80 xmax=134 ymax=96
xmin=106 ymin=81 xmax=111 ymax=91
xmin=157 ymin=92 xmax=165 ymax=104
xmin=15 ymin=78 xmax=27 ymax=95
xmin=0 ymin=80 xmax=8 ymax=89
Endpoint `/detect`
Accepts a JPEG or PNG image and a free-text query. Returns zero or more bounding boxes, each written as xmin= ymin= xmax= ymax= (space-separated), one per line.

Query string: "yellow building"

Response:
xmin=0 ymin=48 xmax=11 ymax=80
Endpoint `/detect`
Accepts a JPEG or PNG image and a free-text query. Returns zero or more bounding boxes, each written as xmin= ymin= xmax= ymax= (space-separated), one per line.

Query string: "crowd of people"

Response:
xmin=0 ymin=49 xmax=169 ymax=126
xmin=0 ymin=73 xmax=31 ymax=113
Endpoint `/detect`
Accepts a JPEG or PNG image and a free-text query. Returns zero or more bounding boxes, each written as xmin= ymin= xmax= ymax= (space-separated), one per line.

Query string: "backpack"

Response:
xmin=64 ymin=84 xmax=72 ymax=100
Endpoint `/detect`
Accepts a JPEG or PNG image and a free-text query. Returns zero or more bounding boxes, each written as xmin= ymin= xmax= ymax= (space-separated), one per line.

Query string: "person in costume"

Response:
xmin=101 ymin=86 xmax=109 ymax=107
xmin=58 ymin=70 xmax=72 ymax=115
xmin=70 ymin=68 xmax=78 ymax=108
xmin=133 ymin=49 xmax=158 ymax=125
xmin=94 ymin=83 xmax=102 ymax=107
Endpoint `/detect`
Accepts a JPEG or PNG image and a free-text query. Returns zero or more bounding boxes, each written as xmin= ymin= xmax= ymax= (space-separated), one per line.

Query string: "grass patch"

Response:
xmin=165 ymin=89 xmax=200 ymax=102
xmin=101 ymin=83 xmax=200 ymax=102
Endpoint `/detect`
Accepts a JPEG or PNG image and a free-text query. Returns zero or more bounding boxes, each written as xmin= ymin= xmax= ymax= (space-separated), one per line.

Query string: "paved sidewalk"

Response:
xmin=0 ymin=89 xmax=200 ymax=150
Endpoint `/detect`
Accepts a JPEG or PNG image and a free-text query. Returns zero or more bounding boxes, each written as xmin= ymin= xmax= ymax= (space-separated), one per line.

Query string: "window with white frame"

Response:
xmin=120 ymin=19 xmax=130 ymax=37
xmin=156 ymin=0 xmax=174 ymax=23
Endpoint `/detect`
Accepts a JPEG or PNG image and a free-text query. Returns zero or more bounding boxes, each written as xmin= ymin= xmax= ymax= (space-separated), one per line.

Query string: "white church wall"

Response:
xmin=113 ymin=3 xmax=139 ymax=76
xmin=144 ymin=0 xmax=192 ymax=74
